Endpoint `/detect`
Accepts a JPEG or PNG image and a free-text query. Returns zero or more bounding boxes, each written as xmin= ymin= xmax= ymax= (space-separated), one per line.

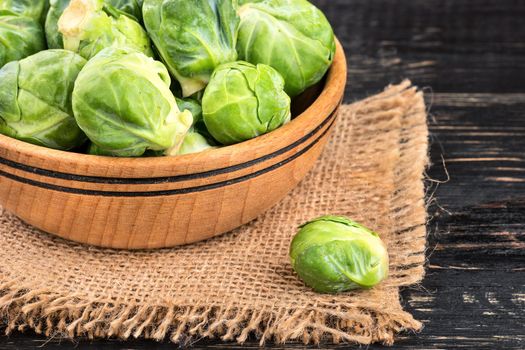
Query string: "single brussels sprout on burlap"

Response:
xmin=143 ymin=0 xmax=239 ymax=97
xmin=202 ymin=61 xmax=290 ymax=145
xmin=0 ymin=11 xmax=46 ymax=68
xmin=290 ymin=216 xmax=389 ymax=293
xmin=0 ymin=50 xmax=87 ymax=150
xmin=178 ymin=132 xmax=216 ymax=155
xmin=0 ymin=0 xmax=48 ymax=23
xmin=46 ymin=0 xmax=143 ymax=49
xmin=73 ymin=47 xmax=193 ymax=157
xmin=237 ymin=0 xmax=335 ymax=97
xmin=57 ymin=0 xmax=152 ymax=60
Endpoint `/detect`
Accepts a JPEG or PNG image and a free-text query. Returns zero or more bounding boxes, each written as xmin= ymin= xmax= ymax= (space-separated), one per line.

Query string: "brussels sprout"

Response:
xmin=0 ymin=50 xmax=87 ymax=150
xmin=176 ymin=98 xmax=202 ymax=127
xmin=237 ymin=0 xmax=335 ymax=97
xmin=175 ymin=97 xmax=221 ymax=145
xmin=86 ymin=142 xmax=164 ymax=157
xmin=289 ymin=216 xmax=389 ymax=293
xmin=72 ymin=47 xmax=193 ymax=157
xmin=57 ymin=0 xmax=152 ymax=60
xmin=87 ymin=141 xmax=165 ymax=156
xmin=0 ymin=0 xmax=48 ymax=23
xmin=178 ymin=132 xmax=216 ymax=155
xmin=87 ymin=142 xmax=111 ymax=156
xmin=143 ymin=0 xmax=239 ymax=97
xmin=202 ymin=61 xmax=290 ymax=145
xmin=0 ymin=11 xmax=46 ymax=68
xmin=109 ymin=0 xmax=142 ymax=20
xmin=46 ymin=0 xmax=143 ymax=49
xmin=45 ymin=0 xmax=71 ymax=49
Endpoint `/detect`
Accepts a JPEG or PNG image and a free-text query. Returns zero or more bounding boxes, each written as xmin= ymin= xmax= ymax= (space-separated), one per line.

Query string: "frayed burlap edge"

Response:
xmin=0 ymin=80 xmax=429 ymax=346
xmin=0 ymin=290 xmax=422 ymax=345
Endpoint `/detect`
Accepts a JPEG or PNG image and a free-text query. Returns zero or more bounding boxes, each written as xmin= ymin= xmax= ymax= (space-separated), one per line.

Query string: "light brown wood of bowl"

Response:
xmin=0 ymin=41 xmax=347 ymax=249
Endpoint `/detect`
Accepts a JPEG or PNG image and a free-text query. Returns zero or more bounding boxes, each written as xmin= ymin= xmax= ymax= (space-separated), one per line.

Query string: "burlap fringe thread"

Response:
xmin=0 ymin=80 xmax=429 ymax=346
xmin=0 ymin=289 xmax=421 ymax=344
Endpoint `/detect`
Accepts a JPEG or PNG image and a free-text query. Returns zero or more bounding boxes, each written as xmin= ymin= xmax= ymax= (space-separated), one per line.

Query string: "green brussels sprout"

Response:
xmin=46 ymin=0 xmax=143 ymax=49
xmin=109 ymin=0 xmax=142 ymax=20
xmin=176 ymin=98 xmax=202 ymax=127
xmin=57 ymin=0 xmax=152 ymax=60
xmin=86 ymin=142 xmax=111 ymax=156
xmin=290 ymin=216 xmax=389 ymax=293
xmin=143 ymin=0 xmax=239 ymax=97
xmin=178 ymin=132 xmax=216 ymax=155
xmin=0 ymin=0 xmax=49 ymax=23
xmin=87 ymin=141 xmax=166 ymax=156
xmin=0 ymin=11 xmax=46 ymax=68
xmin=0 ymin=50 xmax=87 ymax=150
xmin=72 ymin=47 xmax=193 ymax=157
xmin=237 ymin=0 xmax=336 ymax=97
xmin=202 ymin=61 xmax=291 ymax=145
xmin=176 ymin=97 xmax=221 ymax=145
xmin=45 ymin=0 xmax=72 ymax=49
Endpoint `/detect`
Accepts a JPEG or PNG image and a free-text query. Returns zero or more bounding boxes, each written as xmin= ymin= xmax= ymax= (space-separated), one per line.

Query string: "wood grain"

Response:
xmin=1 ymin=0 xmax=524 ymax=348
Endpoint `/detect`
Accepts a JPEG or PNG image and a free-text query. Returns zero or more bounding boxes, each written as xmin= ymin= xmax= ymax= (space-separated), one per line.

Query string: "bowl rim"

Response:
xmin=0 ymin=40 xmax=347 ymax=178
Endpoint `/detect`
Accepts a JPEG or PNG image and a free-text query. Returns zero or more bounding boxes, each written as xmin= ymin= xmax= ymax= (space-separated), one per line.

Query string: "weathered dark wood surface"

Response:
xmin=1 ymin=0 xmax=524 ymax=348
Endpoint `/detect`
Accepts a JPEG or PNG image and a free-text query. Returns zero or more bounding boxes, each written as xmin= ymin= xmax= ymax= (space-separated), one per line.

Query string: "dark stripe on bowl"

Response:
xmin=0 ymin=103 xmax=340 ymax=185
xmin=0 ymin=117 xmax=336 ymax=197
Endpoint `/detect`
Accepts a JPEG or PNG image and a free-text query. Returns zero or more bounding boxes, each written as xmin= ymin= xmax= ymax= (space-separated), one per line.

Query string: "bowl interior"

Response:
xmin=290 ymin=77 xmax=327 ymax=118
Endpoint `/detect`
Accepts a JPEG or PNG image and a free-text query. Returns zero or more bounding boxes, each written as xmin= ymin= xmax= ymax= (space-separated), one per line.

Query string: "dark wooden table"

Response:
xmin=2 ymin=0 xmax=524 ymax=349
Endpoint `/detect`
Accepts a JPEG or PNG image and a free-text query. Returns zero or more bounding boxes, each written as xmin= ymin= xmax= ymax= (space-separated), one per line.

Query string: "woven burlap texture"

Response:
xmin=0 ymin=80 xmax=428 ymax=346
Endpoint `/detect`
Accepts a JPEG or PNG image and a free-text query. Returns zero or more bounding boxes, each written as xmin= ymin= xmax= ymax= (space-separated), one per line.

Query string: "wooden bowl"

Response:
xmin=0 ymin=41 xmax=347 ymax=249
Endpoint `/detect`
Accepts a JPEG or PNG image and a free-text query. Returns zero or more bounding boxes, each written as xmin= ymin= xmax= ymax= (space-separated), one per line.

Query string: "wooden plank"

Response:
xmin=427 ymin=94 xmax=525 ymax=208
xmin=317 ymin=0 xmax=525 ymax=97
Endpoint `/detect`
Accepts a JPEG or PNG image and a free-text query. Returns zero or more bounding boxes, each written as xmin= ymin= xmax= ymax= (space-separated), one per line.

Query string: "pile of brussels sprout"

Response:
xmin=0 ymin=0 xmax=335 ymax=157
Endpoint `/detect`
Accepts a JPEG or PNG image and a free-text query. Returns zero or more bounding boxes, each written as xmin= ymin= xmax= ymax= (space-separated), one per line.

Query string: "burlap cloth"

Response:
xmin=0 ymin=81 xmax=428 ymax=346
